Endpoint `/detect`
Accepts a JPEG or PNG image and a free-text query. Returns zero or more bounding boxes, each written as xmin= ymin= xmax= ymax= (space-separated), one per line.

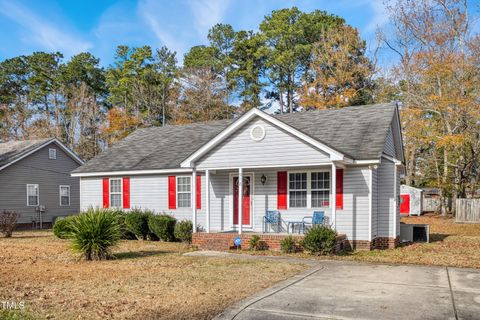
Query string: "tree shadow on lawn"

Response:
xmin=5 ymin=233 xmax=52 ymax=239
xmin=114 ymin=250 xmax=171 ymax=260
xmin=429 ymin=233 xmax=450 ymax=242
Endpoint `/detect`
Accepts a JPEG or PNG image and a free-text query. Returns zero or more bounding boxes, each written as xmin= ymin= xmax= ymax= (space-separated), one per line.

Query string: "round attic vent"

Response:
xmin=250 ymin=125 xmax=266 ymax=141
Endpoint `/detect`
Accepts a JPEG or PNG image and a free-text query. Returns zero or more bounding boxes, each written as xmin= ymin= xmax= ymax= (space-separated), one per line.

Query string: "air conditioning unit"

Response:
xmin=400 ymin=223 xmax=429 ymax=243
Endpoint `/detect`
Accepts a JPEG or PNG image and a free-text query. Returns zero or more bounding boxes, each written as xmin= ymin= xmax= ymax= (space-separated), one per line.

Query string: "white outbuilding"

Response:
xmin=400 ymin=185 xmax=423 ymax=216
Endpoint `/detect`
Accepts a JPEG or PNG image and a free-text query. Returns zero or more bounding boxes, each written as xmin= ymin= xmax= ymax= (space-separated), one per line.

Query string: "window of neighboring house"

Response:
xmin=109 ymin=178 xmax=122 ymax=208
xmin=48 ymin=148 xmax=56 ymax=160
xmin=27 ymin=184 xmax=39 ymax=206
xmin=311 ymin=172 xmax=330 ymax=208
xmin=289 ymin=172 xmax=307 ymax=208
xmin=177 ymin=176 xmax=191 ymax=208
xmin=59 ymin=185 xmax=70 ymax=206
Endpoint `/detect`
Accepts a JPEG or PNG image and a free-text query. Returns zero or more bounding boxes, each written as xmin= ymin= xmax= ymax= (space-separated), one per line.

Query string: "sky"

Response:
xmin=0 ymin=0 xmax=478 ymax=68
xmin=0 ymin=0 xmax=391 ymax=66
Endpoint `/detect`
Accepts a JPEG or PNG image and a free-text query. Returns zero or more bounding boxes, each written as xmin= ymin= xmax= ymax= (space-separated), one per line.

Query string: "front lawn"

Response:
xmin=0 ymin=231 xmax=307 ymax=319
xmin=233 ymin=214 xmax=480 ymax=269
xmin=347 ymin=214 xmax=480 ymax=268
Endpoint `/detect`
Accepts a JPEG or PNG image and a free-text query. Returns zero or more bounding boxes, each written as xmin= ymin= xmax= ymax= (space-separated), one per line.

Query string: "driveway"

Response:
xmin=215 ymin=260 xmax=480 ymax=320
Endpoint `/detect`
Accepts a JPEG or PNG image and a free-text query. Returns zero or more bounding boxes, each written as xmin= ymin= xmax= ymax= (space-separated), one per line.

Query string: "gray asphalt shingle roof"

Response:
xmin=0 ymin=138 xmax=53 ymax=169
xmin=74 ymin=103 xmax=397 ymax=174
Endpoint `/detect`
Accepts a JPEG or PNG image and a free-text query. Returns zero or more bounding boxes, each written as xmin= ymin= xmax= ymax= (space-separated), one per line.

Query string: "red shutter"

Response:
xmin=196 ymin=175 xmax=201 ymax=209
xmin=102 ymin=178 xmax=109 ymax=208
xmin=277 ymin=171 xmax=287 ymax=210
xmin=123 ymin=177 xmax=130 ymax=209
xmin=336 ymin=169 xmax=344 ymax=209
xmin=168 ymin=176 xmax=176 ymax=209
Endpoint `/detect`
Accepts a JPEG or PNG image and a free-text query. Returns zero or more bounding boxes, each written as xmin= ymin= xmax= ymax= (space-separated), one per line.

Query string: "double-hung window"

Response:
xmin=311 ymin=172 xmax=330 ymax=208
xmin=59 ymin=185 xmax=70 ymax=206
xmin=289 ymin=173 xmax=307 ymax=208
xmin=110 ymin=179 xmax=122 ymax=208
xmin=177 ymin=176 xmax=191 ymax=208
xmin=288 ymin=171 xmax=331 ymax=208
xmin=27 ymin=184 xmax=39 ymax=206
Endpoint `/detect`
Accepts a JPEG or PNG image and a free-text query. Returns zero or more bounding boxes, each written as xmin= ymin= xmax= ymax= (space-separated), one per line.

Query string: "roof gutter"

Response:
xmin=71 ymin=168 xmax=193 ymax=178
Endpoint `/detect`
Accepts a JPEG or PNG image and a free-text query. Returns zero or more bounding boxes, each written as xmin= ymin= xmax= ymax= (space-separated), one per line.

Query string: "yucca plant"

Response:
xmin=69 ymin=209 xmax=120 ymax=261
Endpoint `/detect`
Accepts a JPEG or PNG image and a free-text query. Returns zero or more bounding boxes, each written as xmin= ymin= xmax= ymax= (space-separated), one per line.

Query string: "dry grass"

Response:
xmin=0 ymin=231 xmax=307 ymax=320
xmin=233 ymin=214 xmax=480 ymax=269
xmin=345 ymin=214 xmax=480 ymax=268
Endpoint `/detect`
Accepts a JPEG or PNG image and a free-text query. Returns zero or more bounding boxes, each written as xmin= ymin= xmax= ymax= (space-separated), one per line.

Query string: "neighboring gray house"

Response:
xmin=0 ymin=138 xmax=83 ymax=227
xmin=72 ymin=103 xmax=404 ymax=250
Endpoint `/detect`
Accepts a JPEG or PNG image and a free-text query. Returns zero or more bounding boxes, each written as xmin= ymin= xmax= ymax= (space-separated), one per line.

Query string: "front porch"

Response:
xmin=191 ymin=164 xmax=340 ymax=234
xmin=192 ymin=232 xmax=348 ymax=253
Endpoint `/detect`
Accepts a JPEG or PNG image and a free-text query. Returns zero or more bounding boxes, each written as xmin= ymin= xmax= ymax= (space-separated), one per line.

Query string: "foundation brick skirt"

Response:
xmin=345 ymin=236 xmax=400 ymax=250
xmin=192 ymin=232 xmax=349 ymax=253
xmin=192 ymin=233 xmax=398 ymax=252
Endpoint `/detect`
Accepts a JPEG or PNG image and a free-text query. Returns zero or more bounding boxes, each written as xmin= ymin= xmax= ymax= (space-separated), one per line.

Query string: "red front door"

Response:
xmin=233 ymin=176 xmax=251 ymax=225
xmin=400 ymin=194 xmax=410 ymax=215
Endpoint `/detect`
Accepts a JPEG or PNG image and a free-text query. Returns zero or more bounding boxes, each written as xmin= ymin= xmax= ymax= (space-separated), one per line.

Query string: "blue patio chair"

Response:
xmin=263 ymin=210 xmax=281 ymax=233
xmin=302 ymin=211 xmax=325 ymax=231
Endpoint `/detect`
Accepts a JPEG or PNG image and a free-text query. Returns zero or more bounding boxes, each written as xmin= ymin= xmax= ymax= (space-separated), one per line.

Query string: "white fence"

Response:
xmin=456 ymin=199 xmax=480 ymax=223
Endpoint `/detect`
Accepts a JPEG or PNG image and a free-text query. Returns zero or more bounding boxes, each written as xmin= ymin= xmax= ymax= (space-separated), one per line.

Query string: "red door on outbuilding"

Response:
xmin=400 ymin=194 xmax=410 ymax=215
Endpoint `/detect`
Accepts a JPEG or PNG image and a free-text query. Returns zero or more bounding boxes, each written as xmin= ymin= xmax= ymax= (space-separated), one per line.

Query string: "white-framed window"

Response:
xmin=27 ymin=184 xmax=39 ymax=206
xmin=59 ymin=185 xmax=70 ymax=206
xmin=311 ymin=172 xmax=330 ymax=208
xmin=48 ymin=148 xmax=56 ymax=159
xmin=289 ymin=172 xmax=307 ymax=208
xmin=109 ymin=178 xmax=122 ymax=208
xmin=287 ymin=170 xmax=331 ymax=209
xmin=177 ymin=176 xmax=191 ymax=208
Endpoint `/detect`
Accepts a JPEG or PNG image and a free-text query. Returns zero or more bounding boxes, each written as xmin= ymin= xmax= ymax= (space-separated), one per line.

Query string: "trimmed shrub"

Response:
xmin=280 ymin=235 xmax=296 ymax=253
xmin=111 ymin=210 xmax=137 ymax=240
xmin=302 ymin=225 xmax=337 ymax=255
xmin=0 ymin=210 xmax=17 ymax=238
xmin=148 ymin=214 xmax=177 ymax=242
xmin=249 ymin=235 xmax=261 ymax=251
xmin=53 ymin=216 xmax=76 ymax=239
xmin=124 ymin=209 xmax=152 ymax=240
xmin=69 ymin=209 xmax=120 ymax=260
xmin=174 ymin=220 xmax=193 ymax=243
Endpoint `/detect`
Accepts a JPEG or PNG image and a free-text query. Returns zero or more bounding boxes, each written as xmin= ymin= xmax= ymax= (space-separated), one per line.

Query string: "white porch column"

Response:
xmin=238 ymin=167 xmax=243 ymax=235
xmin=331 ymin=163 xmax=337 ymax=230
xmin=205 ymin=169 xmax=210 ymax=233
xmin=192 ymin=168 xmax=197 ymax=233
xmin=393 ymin=164 xmax=397 ymax=239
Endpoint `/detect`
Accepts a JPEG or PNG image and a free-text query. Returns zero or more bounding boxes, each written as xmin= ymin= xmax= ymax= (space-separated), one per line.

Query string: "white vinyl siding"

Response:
xmin=79 ymin=166 xmax=374 ymax=240
xmin=59 ymin=185 xmax=70 ymax=206
xmin=335 ymin=167 xmax=370 ymax=241
xmin=109 ymin=178 xmax=122 ymax=208
xmin=196 ymin=117 xmax=331 ymax=169
xmin=377 ymin=158 xmax=396 ymax=238
xmin=27 ymin=184 xmax=39 ymax=206
xmin=177 ymin=176 xmax=191 ymax=208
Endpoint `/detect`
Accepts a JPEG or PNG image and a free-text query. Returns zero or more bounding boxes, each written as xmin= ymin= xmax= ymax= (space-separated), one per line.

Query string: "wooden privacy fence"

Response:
xmin=456 ymin=199 xmax=480 ymax=223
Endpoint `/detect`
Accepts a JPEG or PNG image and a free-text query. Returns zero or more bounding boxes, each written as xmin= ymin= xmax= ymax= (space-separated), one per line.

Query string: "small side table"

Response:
xmin=287 ymin=221 xmax=305 ymax=234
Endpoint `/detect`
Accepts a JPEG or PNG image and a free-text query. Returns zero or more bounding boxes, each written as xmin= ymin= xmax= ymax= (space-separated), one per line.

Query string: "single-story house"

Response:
xmin=0 ymin=138 xmax=84 ymax=228
xmin=72 ymin=103 xmax=404 ymax=250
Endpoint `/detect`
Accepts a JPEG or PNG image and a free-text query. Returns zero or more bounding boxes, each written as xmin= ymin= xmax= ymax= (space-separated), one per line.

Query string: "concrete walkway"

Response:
xmin=208 ymin=258 xmax=480 ymax=320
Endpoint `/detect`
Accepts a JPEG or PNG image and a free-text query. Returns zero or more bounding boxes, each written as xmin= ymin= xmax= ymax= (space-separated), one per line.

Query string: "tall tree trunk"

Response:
xmin=405 ymin=147 xmax=416 ymax=186
xmin=279 ymin=87 xmax=284 ymax=114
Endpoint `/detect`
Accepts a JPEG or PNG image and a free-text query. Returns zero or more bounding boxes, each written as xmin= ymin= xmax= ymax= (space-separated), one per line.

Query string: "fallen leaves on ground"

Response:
xmin=0 ymin=231 xmax=307 ymax=320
